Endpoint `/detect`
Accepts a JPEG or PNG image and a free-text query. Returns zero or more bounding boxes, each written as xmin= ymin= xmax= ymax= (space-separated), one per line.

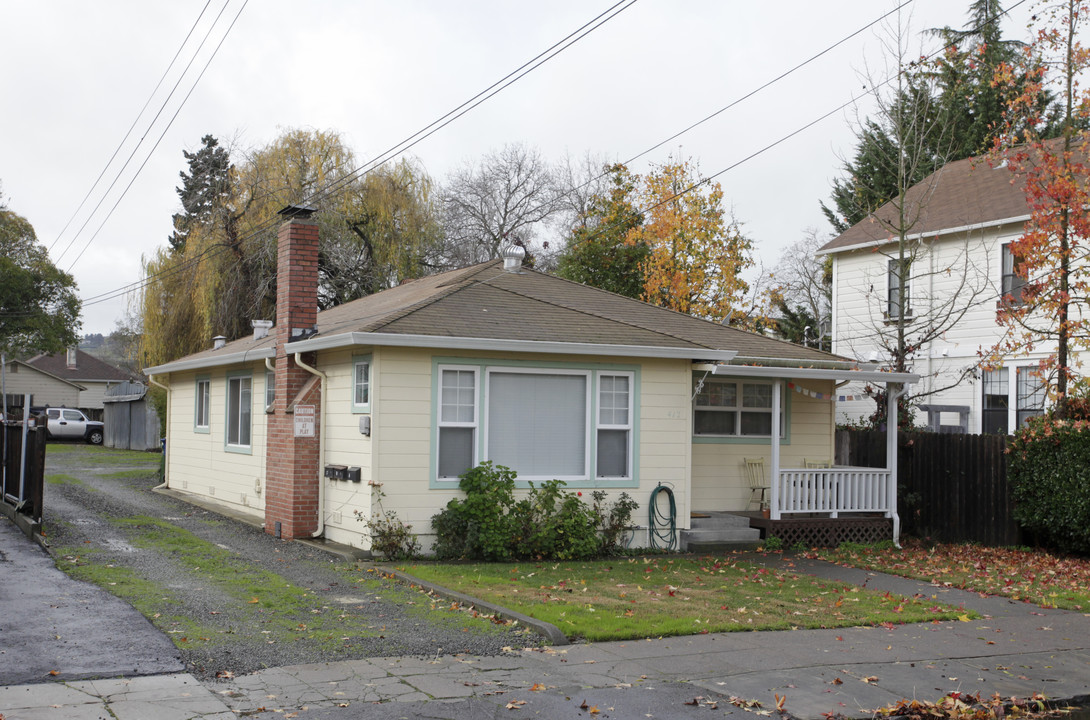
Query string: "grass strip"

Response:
xmin=45 ymin=473 xmax=90 ymax=488
xmin=818 ymin=541 xmax=1090 ymax=611
xmin=404 ymin=554 xmax=971 ymax=641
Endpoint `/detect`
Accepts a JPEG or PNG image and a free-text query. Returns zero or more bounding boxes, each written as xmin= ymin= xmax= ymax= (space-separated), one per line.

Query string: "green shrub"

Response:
xmin=430 ymin=463 xmax=640 ymax=561
xmin=1008 ymin=416 xmax=1090 ymax=554
xmin=432 ymin=462 xmax=518 ymax=561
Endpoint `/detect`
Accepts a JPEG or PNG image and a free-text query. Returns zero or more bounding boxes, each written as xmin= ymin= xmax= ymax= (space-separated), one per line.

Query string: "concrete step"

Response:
xmin=689 ymin=511 xmax=752 ymax=530
xmin=681 ymin=526 xmax=761 ymax=544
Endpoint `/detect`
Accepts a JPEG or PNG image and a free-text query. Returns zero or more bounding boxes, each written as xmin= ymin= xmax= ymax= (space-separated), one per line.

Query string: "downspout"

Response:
xmin=148 ymin=374 xmax=170 ymax=490
xmin=293 ymin=353 xmax=327 ymax=539
xmin=770 ymin=381 xmax=782 ymax=520
xmin=886 ymin=382 xmax=911 ymax=548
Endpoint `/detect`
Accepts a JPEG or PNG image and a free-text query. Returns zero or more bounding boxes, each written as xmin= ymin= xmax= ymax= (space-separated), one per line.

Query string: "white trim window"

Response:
xmin=195 ymin=378 xmax=210 ymax=430
xmin=265 ymin=370 xmax=275 ymax=412
xmin=1016 ymin=367 xmax=1046 ymax=427
xmin=887 ymin=257 xmax=911 ymax=319
xmin=694 ymin=378 xmax=784 ymax=438
xmin=353 ymin=358 xmax=371 ymax=411
xmin=437 ymin=367 xmax=478 ymax=479
xmin=1001 ymin=242 xmax=1026 ymax=305
xmin=597 ymin=373 xmax=632 ymax=478
xmin=981 ymin=368 xmax=1009 ymax=434
xmin=226 ymin=375 xmax=252 ymax=448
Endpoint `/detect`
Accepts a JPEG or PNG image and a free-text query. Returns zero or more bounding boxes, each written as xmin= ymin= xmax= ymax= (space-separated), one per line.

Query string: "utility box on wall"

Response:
xmin=323 ymin=464 xmax=347 ymax=480
xmin=346 ymin=466 xmax=361 ymax=482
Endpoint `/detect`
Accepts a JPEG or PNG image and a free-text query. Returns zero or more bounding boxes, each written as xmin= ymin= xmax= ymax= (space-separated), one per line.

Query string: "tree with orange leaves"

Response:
xmin=989 ymin=0 xmax=1090 ymax=419
xmin=625 ymin=159 xmax=757 ymax=327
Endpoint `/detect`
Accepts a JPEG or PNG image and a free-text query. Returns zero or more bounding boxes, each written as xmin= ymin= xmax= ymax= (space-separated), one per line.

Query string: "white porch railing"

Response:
xmin=774 ymin=466 xmax=892 ymax=517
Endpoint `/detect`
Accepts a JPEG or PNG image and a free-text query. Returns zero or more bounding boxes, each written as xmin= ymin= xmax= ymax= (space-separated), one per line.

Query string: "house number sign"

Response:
xmin=294 ymin=405 xmax=315 ymax=437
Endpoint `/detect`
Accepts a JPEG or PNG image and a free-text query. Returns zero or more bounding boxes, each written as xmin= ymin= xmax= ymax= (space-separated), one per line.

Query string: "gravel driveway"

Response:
xmin=41 ymin=444 xmax=535 ymax=682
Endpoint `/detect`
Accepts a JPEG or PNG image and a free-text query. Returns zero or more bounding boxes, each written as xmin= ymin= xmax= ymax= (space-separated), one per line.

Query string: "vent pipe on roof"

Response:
xmin=252 ymin=319 xmax=273 ymax=341
xmin=213 ymin=335 xmax=227 ymax=350
xmin=501 ymin=243 xmax=526 ymax=272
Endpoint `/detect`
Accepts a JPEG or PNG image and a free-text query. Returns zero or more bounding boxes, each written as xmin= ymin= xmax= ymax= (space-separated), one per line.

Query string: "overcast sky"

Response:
xmin=2 ymin=0 xmax=1039 ymax=337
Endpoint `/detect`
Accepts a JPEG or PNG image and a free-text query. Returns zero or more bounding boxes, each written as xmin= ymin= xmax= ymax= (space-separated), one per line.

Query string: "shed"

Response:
xmin=102 ymin=382 xmax=160 ymax=451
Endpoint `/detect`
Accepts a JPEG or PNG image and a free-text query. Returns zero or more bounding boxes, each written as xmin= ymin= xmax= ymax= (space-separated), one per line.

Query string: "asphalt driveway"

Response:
xmin=32 ymin=444 xmax=534 ymax=682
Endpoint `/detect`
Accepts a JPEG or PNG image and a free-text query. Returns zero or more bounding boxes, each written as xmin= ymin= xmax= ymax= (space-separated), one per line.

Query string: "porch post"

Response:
xmin=886 ymin=383 xmax=902 ymax=546
xmin=770 ymin=380 xmax=782 ymax=520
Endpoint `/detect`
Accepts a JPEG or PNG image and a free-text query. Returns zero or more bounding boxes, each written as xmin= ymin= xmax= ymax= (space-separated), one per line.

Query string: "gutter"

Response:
xmin=145 ymin=347 xmax=276 ymax=375
xmin=288 ymin=331 xmax=738 ymax=363
xmin=293 ymin=353 xmax=327 ymax=539
xmin=816 ymin=215 xmax=1030 ymax=257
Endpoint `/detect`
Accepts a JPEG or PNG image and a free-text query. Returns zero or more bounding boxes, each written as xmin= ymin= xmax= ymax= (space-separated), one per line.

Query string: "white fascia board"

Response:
xmin=713 ymin=364 xmax=919 ymax=384
xmin=288 ymin=331 xmax=739 ymax=362
xmin=144 ymin=347 xmax=276 ymax=375
xmin=815 ymin=214 xmax=1031 ymax=257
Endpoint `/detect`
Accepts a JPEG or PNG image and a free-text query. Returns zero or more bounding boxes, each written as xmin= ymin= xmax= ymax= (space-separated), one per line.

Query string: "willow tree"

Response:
xmin=140 ymin=129 xmax=441 ymax=366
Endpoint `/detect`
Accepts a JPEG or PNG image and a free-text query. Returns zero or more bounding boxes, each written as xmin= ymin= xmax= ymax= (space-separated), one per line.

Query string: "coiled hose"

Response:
xmin=648 ymin=483 xmax=677 ymax=551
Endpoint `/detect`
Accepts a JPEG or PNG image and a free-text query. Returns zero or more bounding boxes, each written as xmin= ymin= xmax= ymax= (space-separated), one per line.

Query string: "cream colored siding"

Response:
xmin=691 ymin=379 xmax=835 ymax=511
xmin=319 ymin=348 xmax=374 ymax=548
xmin=344 ymin=348 xmax=692 ymax=550
xmin=4 ymin=366 xmax=80 ymax=407
xmin=164 ymin=366 xmax=267 ymax=519
xmin=77 ymin=381 xmax=115 ymax=411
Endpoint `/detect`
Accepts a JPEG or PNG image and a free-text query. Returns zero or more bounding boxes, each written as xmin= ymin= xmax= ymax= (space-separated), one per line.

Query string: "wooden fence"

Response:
xmin=2 ymin=421 xmax=47 ymax=530
xmin=836 ymin=429 xmax=1019 ymax=546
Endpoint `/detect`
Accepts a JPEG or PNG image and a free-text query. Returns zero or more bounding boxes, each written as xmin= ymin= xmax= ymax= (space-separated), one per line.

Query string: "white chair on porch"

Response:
xmin=745 ymin=457 xmax=768 ymax=511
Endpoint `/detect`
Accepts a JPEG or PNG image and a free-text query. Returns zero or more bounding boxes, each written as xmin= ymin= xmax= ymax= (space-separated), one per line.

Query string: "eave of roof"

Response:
xmin=145 ymin=347 xmax=275 ymax=375
xmin=286 ymin=331 xmax=739 ymax=362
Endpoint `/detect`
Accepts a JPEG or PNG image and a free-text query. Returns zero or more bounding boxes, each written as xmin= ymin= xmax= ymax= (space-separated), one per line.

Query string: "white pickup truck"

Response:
xmin=42 ymin=408 xmax=105 ymax=445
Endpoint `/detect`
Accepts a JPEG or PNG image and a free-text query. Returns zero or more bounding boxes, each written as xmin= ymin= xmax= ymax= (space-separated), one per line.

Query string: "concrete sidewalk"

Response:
xmin=3 ymin=531 xmax=1089 ymax=719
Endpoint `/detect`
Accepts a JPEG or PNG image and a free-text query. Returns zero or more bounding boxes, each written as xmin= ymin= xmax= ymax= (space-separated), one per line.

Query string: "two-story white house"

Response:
xmin=817 ymin=149 xmax=1055 ymax=434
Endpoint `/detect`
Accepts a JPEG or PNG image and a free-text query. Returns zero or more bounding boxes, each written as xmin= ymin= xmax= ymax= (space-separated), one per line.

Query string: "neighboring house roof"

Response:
xmin=817 ymin=149 xmax=1038 ymax=256
xmin=147 ymin=260 xmax=845 ymax=374
xmin=2 ymin=358 xmax=87 ymax=391
xmin=28 ymin=349 xmax=133 ymax=383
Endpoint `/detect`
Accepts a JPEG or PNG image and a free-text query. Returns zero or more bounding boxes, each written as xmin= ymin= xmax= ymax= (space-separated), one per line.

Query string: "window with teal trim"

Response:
xmin=694 ymin=378 xmax=784 ymax=438
xmin=352 ymin=358 xmax=371 ymax=411
xmin=226 ymin=375 xmax=252 ymax=448
xmin=195 ymin=378 xmax=210 ymax=431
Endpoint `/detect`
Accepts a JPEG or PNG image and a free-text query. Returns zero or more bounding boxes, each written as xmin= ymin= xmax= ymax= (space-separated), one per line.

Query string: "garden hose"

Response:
xmin=649 ymin=483 xmax=677 ymax=551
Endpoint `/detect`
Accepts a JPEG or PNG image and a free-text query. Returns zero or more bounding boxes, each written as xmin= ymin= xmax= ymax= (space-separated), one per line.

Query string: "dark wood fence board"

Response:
xmin=837 ymin=429 xmax=1020 ymax=547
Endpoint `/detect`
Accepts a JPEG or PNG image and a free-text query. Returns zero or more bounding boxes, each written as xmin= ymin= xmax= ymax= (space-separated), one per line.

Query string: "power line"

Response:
xmin=59 ymin=0 xmax=248 ymax=270
xmin=48 ymin=0 xmax=214 ymax=254
xmin=80 ymin=0 xmax=637 ymax=308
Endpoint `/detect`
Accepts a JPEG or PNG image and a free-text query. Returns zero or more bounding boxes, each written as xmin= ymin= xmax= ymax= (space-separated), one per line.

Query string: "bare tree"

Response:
xmin=439 ymin=143 xmax=560 ymax=267
xmin=769 ymin=228 xmax=832 ymax=343
xmin=833 ymin=10 xmax=998 ymax=418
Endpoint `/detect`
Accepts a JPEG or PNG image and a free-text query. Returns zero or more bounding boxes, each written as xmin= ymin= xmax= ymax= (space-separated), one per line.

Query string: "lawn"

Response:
xmin=817 ymin=541 xmax=1090 ymax=611
xmin=403 ymin=554 xmax=971 ymax=641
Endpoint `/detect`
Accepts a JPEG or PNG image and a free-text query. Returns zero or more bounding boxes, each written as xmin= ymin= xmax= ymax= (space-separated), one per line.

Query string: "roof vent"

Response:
xmin=251 ymin=319 xmax=273 ymax=341
xmin=213 ymin=335 xmax=227 ymax=350
xmin=501 ymin=243 xmax=526 ymax=273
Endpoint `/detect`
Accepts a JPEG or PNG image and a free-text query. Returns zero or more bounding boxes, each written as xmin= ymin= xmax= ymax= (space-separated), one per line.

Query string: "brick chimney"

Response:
xmin=265 ymin=205 xmax=321 ymax=540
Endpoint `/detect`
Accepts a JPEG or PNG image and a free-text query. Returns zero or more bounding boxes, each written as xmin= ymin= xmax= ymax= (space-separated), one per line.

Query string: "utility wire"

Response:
xmin=48 ymin=0 xmax=214 ymax=255
xmin=64 ymin=0 xmax=249 ymax=272
xmin=79 ymin=0 xmax=637 ymax=308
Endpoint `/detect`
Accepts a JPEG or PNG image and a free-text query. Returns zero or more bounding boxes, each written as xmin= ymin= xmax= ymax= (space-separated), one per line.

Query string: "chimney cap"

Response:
xmin=212 ymin=335 xmax=227 ymax=350
xmin=278 ymin=204 xmax=317 ymax=219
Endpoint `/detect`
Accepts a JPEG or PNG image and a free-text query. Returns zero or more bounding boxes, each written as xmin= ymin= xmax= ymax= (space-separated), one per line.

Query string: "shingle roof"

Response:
xmin=28 ymin=349 xmax=133 ymax=382
xmin=818 ymin=148 xmax=1038 ymax=255
xmin=157 ymin=262 xmax=840 ymax=370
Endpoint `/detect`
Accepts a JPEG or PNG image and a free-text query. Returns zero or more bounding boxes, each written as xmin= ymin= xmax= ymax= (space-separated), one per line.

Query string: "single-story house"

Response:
xmin=145 ymin=206 xmax=918 ymax=553
xmin=27 ymin=348 xmax=134 ymax=420
xmin=2 ymin=357 xmax=85 ymax=411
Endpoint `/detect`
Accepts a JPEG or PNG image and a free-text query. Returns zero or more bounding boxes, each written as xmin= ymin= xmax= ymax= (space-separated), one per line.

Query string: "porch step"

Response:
xmin=681 ymin=511 xmax=762 ymax=551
